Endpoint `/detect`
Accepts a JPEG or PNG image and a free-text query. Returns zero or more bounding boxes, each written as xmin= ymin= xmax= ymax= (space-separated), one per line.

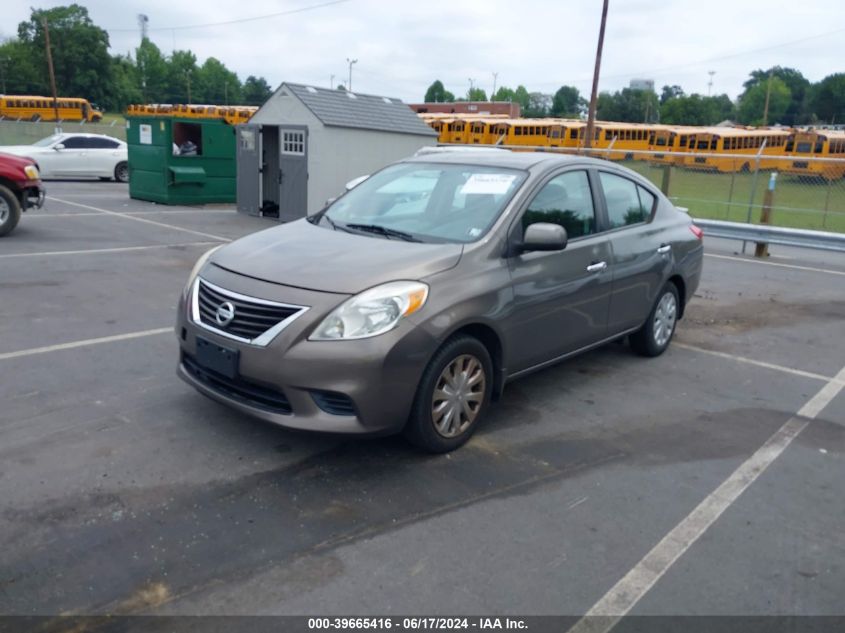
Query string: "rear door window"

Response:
xmin=599 ymin=172 xmax=655 ymax=228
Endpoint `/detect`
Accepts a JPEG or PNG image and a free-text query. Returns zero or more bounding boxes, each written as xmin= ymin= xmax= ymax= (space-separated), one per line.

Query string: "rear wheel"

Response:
xmin=114 ymin=161 xmax=129 ymax=183
xmin=404 ymin=335 xmax=493 ymax=453
xmin=630 ymin=282 xmax=679 ymax=357
xmin=0 ymin=185 xmax=22 ymax=237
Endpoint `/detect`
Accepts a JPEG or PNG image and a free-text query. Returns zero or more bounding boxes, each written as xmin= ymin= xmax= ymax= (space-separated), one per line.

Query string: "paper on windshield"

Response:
xmin=460 ymin=173 xmax=516 ymax=195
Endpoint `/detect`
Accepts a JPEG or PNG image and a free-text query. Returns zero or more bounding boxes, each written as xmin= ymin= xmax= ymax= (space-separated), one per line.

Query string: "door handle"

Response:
xmin=586 ymin=261 xmax=607 ymax=273
xmin=657 ymin=244 xmax=671 ymax=254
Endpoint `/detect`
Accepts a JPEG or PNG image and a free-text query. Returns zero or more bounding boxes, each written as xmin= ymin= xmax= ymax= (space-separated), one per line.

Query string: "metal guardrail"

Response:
xmin=694 ymin=219 xmax=845 ymax=253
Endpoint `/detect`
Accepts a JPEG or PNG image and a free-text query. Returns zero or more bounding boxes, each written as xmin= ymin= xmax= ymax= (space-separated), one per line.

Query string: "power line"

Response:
xmin=107 ymin=0 xmax=351 ymax=33
xmin=526 ymin=25 xmax=845 ymax=89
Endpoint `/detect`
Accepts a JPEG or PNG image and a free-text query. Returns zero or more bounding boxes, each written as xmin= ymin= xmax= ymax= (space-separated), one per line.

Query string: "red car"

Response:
xmin=0 ymin=152 xmax=45 ymax=236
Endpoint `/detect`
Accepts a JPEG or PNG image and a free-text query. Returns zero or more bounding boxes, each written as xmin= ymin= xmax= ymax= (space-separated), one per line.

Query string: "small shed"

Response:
xmin=236 ymin=83 xmax=438 ymax=221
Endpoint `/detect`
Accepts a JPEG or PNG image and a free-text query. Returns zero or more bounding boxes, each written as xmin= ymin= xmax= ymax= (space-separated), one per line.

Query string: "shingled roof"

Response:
xmin=280 ymin=83 xmax=437 ymax=137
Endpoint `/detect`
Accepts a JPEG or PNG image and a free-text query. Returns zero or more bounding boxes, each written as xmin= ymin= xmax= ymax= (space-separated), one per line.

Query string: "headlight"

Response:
xmin=183 ymin=244 xmax=223 ymax=297
xmin=310 ymin=281 xmax=429 ymax=340
xmin=24 ymin=165 xmax=40 ymax=180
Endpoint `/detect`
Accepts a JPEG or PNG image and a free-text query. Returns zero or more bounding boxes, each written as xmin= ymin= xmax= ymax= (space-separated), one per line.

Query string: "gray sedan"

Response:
xmin=176 ymin=151 xmax=703 ymax=452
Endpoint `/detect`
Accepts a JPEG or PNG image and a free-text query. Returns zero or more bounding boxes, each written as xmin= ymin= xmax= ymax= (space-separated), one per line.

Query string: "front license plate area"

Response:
xmin=196 ymin=336 xmax=239 ymax=379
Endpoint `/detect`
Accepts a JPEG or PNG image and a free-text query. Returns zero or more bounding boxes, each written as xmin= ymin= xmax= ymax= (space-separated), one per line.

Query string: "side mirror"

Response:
xmin=53 ymin=143 xmax=65 ymax=151
xmin=520 ymin=223 xmax=568 ymax=253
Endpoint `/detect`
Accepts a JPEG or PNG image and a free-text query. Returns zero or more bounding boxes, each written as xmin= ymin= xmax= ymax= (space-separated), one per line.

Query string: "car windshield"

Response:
xmin=316 ymin=163 xmax=526 ymax=244
xmin=33 ymin=135 xmax=63 ymax=147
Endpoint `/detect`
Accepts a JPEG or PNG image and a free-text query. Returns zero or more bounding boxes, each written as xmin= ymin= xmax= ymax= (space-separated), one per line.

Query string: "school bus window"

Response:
xmin=815 ymin=141 xmax=824 ymax=153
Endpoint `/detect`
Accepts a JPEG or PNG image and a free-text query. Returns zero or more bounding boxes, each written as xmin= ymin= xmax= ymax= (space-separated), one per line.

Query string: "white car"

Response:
xmin=0 ymin=133 xmax=129 ymax=182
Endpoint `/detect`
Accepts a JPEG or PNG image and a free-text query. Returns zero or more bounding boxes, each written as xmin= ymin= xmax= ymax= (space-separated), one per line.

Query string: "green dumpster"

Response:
xmin=126 ymin=116 xmax=236 ymax=205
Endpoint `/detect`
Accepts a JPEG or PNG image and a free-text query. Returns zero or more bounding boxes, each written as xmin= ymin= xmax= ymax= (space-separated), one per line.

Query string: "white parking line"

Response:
xmin=27 ymin=209 xmax=236 ymax=218
xmin=705 ymin=252 xmax=845 ymax=277
xmin=0 ymin=241 xmax=219 ymax=259
xmin=568 ymin=362 xmax=845 ymax=633
xmin=0 ymin=328 xmax=172 ymax=361
xmin=674 ymin=342 xmax=842 ymax=385
xmin=47 ymin=196 xmax=232 ymax=242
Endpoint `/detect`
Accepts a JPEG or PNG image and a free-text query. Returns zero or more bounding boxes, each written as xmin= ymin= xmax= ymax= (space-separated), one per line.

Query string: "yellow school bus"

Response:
xmin=593 ymin=122 xmax=654 ymax=160
xmin=783 ymin=129 xmax=845 ymax=180
xmin=125 ymin=104 xmax=258 ymax=125
xmin=681 ymin=128 xmax=790 ymax=172
xmin=0 ymin=95 xmax=103 ymax=122
xmin=647 ymin=126 xmax=701 ymax=165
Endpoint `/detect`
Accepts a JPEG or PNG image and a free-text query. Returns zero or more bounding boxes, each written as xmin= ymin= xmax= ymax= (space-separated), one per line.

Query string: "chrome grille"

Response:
xmin=192 ymin=278 xmax=307 ymax=345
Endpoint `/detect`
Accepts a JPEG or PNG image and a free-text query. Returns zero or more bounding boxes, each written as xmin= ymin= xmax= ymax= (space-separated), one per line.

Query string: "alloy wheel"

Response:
xmin=653 ymin=291 xmax=677 ymax=348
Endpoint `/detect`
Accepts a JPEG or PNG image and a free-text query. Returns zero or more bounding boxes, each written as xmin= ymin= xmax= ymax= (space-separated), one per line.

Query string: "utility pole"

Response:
xmin=468 ymin=77 xmax=475 ymax=100
xmin=42 ymin=18 xmax=61 ymax=130
xmin=492 ymin=72 xmax=498 ymax=100
xmin=346 ymin=58 xmax=357 ymax=92
xmin=185 ymin=71 xmax=192 ymax=104
xmin=330 ymin=74 xmax=335 ymax=89
xmin=707 ymin=70 xmax=715 ymax=96
xmin=584 ymin=0 xmax=609 ymax=150
xmin=762 ymin=68 xmax=774 ymax=126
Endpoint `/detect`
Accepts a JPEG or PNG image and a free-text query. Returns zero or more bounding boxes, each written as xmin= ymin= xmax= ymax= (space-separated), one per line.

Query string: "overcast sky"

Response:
xmin=4 ymin=0 xmax=845 ymax=102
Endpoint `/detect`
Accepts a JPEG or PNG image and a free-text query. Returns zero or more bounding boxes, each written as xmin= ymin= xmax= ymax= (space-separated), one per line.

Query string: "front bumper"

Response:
xmin=24 ymin=183 xmax=45 ymax=210
xmin=176 ymin=265 xmax=437 ymax=436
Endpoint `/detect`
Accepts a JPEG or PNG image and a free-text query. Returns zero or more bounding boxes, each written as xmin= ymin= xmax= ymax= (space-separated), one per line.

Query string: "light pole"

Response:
xmin=330 ymin=74 xmax=335 ymax=89
xmin=708 ymin=70 xmax=716 ymax=96
xmin=492 ymin=72 xmax=498 ymax=100
xmin=468 ymin=78 xmax=475 ymax=100
xmin=346 ymin=58 xmax=358 ymax=91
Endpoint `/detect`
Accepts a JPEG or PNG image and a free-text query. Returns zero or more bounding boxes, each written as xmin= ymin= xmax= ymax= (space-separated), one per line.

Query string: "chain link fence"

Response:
xmin=487 ymin=144 xmax=845 ymax=234
xmin=0 ymin=119 xmax=127 ymax=145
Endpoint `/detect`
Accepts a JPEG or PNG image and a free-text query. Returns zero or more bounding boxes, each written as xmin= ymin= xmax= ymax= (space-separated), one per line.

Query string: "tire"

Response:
xmin=404 ymin=335 xmax=493 ymax=453
xmin=630 ymin=282 xmax=680 ymax=357
xmin=0 ymin=184 xmax=22 ymax=237
xmin=114 ymin=161 xmax=129 ymax=183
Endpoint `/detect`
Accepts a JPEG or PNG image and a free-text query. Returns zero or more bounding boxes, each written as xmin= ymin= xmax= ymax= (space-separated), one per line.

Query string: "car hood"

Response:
xmin=0 ymin=151 xmax=37 ymax=168
xmin=0 ymin=146 xmax=41 ymax=157
xmin=210 ymin=219 xmax=463 ymax=294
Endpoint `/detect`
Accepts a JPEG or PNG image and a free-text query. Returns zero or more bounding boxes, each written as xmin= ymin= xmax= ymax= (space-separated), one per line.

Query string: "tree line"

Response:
xmin=425 ymin=67 xmax=845 ymax=126
xmin=0 ymin=4 xmax=274 ymax=111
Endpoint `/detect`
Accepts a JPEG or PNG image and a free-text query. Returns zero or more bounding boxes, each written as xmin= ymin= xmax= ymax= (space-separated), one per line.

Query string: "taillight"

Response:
xmin=689 ymin=224 xmax=703 ymax=240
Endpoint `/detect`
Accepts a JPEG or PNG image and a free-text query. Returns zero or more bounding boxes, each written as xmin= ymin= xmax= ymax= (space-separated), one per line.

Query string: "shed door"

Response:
xmin=237 ymin=124 xmax=261 ymax=216
xmin=279 ymin=126 xmax=308 ymax=222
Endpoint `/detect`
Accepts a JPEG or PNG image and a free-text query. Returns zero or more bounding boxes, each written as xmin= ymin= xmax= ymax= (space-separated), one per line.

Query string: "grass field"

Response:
xmin=626 ymin=161 xmax=845 ymax=234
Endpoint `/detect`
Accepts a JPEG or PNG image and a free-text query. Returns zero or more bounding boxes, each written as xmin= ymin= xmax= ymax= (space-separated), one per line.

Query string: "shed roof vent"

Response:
xmin=382 ymin=97 xmax=392 ymax=104
xmin=346 ymin=92 xmax=357 ymax=99
xmin=306 ymin=86 xmax=317 ymax=93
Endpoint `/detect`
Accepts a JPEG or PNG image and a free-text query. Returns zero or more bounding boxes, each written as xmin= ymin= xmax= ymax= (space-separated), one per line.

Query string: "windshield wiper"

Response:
xmin=344 ymin=223 xmax=422 ymax=242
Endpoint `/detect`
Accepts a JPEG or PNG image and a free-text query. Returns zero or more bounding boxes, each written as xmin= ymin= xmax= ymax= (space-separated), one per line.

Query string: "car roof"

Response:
xmin=58 ymin=132 xmax=124 ymax=140
xmin=405 ymin=149 xmax=605 ymax=172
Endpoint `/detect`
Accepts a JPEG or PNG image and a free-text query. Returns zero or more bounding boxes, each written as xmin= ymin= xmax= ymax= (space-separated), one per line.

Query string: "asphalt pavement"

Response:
xmin=1 ymin=181 xmax=843 ymax=623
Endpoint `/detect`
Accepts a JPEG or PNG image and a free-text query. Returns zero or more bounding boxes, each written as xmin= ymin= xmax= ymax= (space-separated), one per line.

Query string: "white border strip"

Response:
xmin=568 ymin=363 xmax=845 ymax=633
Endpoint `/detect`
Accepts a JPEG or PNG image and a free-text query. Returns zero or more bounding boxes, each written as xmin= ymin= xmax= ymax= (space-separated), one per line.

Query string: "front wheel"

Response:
xmin=114 ymin=161 xmax=129 ymax=183
xmin=0 ymin=184 xmax=22 ymax=237
xmin=404 ymin=335 xmax=493 ymax=453
xmin=630 ymin=282 xmax=679 ymax=357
